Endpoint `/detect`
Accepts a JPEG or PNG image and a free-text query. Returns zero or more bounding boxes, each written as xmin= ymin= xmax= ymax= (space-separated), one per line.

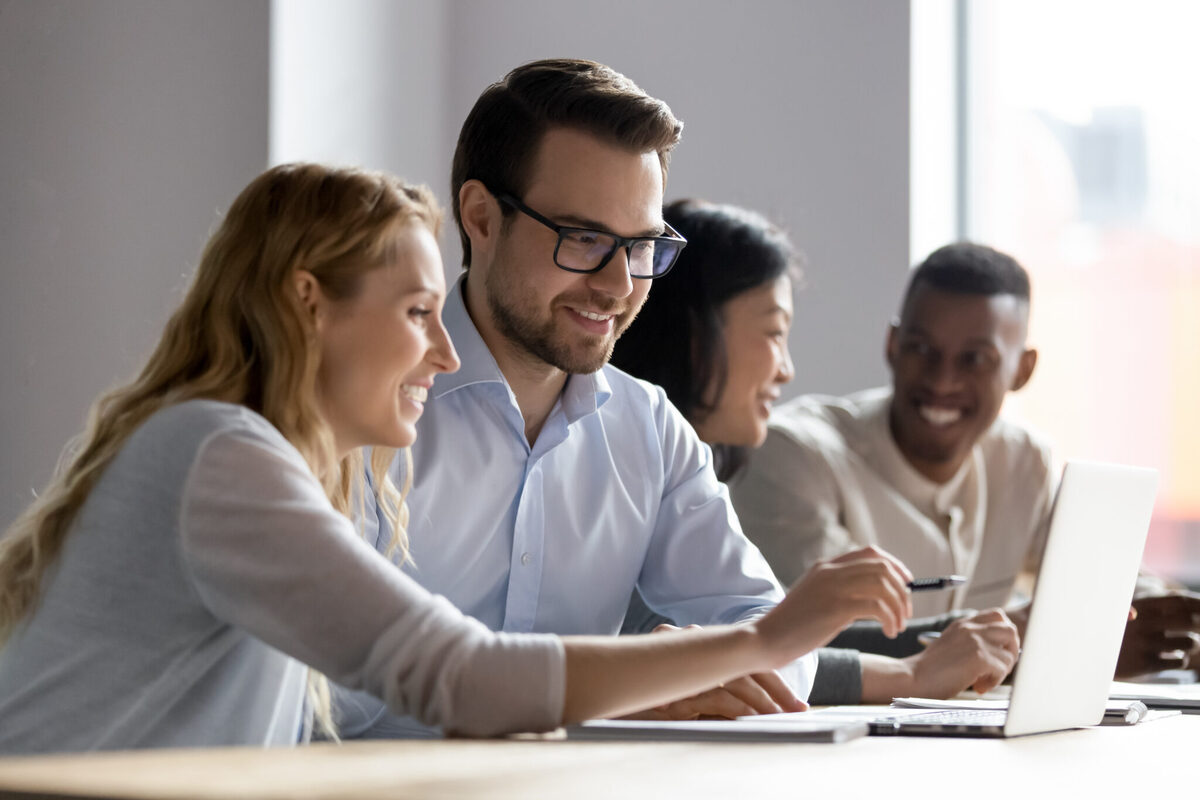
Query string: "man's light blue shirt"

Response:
xmin=340 ymin=276 xmax=816 ymax=737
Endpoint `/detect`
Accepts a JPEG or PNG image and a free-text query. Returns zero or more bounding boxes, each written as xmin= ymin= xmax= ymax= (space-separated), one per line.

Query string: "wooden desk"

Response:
xmin=0 ymin=714 xmax=1194 ymax=800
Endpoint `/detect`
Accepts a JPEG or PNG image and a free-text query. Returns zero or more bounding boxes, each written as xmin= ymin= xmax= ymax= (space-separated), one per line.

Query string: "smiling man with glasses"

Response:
xmin=331 ymin=59 xmax=866 ymax=738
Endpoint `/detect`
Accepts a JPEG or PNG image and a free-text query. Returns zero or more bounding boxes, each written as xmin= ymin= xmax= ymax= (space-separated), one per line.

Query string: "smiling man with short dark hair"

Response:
xmin=731 ymin=241 xmax=1200 ymax=679
xmin=733 ymin=242 xmax=1049 ymax=620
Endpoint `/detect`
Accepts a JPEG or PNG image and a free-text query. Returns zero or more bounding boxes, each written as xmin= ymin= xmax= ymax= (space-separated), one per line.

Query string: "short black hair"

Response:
xmin=900 ymin=242 xmax=1031 ymax=316
xmin=611 ymin=199 xmax=801 ymax=479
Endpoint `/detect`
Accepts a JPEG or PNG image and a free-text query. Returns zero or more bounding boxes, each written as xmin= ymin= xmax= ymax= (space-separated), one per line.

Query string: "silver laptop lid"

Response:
xmin=1004 ymin=460 xmax=1158 ymax=737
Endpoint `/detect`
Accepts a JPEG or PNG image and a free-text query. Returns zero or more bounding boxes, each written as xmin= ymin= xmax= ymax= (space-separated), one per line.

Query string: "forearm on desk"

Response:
xmin=562 ymin=625 xmax=772 ymax=722
xmin=814 ymin=613 xmax=983 ymax=705
xmin=811 ymin=648 xmax=931 ymax=706
xmin=618 ymin=595 xmax=816 ymax=703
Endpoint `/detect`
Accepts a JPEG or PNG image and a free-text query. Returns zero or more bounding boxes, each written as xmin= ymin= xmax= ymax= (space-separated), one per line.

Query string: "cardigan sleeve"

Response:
xmin=178 ymin=426 xmax=565 ymax=737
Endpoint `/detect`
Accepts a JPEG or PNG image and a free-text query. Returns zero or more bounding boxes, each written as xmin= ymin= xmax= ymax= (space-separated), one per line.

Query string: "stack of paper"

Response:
xmin=1109 ymin=681 xmax=1200 ymax=713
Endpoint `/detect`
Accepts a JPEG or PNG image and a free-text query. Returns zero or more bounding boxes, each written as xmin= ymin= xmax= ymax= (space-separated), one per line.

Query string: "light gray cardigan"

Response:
xmin=0 ymin=400 xmax=564 ymax=754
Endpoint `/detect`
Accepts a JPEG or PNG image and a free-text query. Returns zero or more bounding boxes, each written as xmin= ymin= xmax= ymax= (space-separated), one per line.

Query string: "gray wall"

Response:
xmin=0 ymin=0 xmax=909 ymax=529
xmin=0 ymin=1 xmax=270 ymax=528
xmin=442 ymin=0 xmax=910 ymax=399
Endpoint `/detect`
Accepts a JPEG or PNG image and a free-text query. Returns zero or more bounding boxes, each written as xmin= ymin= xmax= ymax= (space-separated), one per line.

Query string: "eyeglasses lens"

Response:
xmin=556 ymin=231 xmax=681 ymax=278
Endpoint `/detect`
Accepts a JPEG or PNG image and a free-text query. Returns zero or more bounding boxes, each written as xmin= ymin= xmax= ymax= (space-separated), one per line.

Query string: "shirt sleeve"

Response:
xmin=177 ymin=427 xmax=565 ymax=737
xmin=1019 ymin=438 xmax=1059 ymax=581
xmin=633 ymin=396 xmax=817 ymax=699
xmin=1015 ymin=442 xmax=1169 ymax=598
xmin=728 ymin=425 xmax=864 ymax=586
xmin=808 ymin=649 xmax=863 ymax=705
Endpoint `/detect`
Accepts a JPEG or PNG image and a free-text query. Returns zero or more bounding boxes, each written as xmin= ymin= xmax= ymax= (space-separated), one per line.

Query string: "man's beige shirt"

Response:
xmin=728 ymin=387 xmax=1056 ymax=618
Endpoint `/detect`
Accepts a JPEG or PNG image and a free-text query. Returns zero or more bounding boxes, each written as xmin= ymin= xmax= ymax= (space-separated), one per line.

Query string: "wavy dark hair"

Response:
xmin=611 ymin=199 xmax=802 ymax=480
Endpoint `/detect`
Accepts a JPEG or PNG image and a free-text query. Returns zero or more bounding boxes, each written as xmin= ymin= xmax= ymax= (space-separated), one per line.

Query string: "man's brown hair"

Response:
xmin=450 ymin=58 xmax=683 ymax=267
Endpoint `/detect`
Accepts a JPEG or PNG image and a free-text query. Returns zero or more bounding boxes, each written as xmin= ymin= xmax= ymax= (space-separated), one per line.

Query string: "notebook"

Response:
xmin=753 ymin=460 xmax=1159 ymax=738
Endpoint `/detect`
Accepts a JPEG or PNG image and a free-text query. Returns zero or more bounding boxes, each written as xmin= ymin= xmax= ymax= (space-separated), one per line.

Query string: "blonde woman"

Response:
xmin=0 ymin=164 xmax=914 ymax=754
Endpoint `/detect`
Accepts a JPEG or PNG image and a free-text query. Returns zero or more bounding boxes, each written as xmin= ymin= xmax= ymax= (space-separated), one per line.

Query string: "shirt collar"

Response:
xmin=562 ymin=365 xmax=613 ymax=423
xmin=432 ymin=273 xmax=507 ymax=399
xmin=433 ymin=273 xmax=614 ymax=420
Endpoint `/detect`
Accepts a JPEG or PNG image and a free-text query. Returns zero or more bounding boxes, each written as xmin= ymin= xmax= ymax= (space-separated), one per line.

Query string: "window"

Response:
xmin=918 ymin=0 xmax=1200 ymax=587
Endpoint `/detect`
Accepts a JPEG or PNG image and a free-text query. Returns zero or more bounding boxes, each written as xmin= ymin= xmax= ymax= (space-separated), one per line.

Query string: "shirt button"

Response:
xmin=520 ymin=552 xmax=532 ymax=566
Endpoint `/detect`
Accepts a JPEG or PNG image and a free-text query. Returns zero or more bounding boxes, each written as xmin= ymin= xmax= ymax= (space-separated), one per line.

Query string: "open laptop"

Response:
xmin=868 ymin=460 xmax=1158 ymax=738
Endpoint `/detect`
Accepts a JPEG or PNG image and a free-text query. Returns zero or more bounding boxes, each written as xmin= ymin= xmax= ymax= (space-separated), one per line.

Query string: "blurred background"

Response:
xmin=2 ymin=0 xmax=1196 ymax=587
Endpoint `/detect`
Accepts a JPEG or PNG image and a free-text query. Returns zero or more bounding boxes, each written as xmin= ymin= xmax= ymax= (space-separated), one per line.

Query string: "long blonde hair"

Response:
xmin=0 ymin=163 xmax=439 ymax=735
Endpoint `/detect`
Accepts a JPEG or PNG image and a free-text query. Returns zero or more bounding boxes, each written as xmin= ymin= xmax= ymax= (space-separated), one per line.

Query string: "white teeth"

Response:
xmin=574 ymin=309 xmax=612 ymax=322
xmin=402 ymin=385 xmax=428 ymax=403
xmin=919 ymin=405 xmax=962 ymax=427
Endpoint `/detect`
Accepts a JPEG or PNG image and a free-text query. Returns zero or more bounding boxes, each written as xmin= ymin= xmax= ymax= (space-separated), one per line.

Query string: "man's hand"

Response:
xmin=1116 ymin=592 xmax=1200 ymax=678
xmin=859 ymin=608 xmax=1020 ymax=703
xmin=620 ymin=624 xmax=807 ymax=720
xmin=906 ymin=609 xmax=1020 ymax=696
xmin=1004 ymin=599 xmax=1031 ymax=638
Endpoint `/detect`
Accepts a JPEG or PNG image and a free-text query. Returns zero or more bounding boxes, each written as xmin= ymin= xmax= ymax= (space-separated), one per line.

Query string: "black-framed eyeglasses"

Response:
xmin=494 ymin=191 xmax=687 ymax=279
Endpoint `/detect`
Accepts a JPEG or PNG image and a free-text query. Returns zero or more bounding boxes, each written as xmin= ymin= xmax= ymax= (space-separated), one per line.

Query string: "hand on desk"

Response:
xmin=859 ymin=608 xmax=1020 ymax=703
xmin=1116 ymin=592 xmax=1200 ymax=678
xmin=620 ymin=624 xmax=807 ymax=720
xmin=624 ymin=546 xmax=914 ymax=719
xmin=906 ymin=608 xmax=1020 ymax=695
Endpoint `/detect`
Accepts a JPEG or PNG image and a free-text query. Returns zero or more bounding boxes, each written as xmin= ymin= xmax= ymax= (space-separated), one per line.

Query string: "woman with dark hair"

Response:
xmin=613 ymin=199 xmax=1021 ymax=707
xmin=614 ymin=200 xmax=799 ymax=482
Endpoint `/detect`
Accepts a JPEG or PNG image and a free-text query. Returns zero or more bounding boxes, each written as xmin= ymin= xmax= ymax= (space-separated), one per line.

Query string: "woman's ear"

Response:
xmin=293 ymin=270 xmax=324 ymax=332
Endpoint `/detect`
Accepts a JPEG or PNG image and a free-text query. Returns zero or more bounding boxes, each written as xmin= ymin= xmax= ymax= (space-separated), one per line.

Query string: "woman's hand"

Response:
xmin=621 ymin=624 xmax=807 ymax=720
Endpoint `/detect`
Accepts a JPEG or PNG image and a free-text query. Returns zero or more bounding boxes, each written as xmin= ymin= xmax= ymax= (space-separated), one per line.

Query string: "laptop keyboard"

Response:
xmin=896 ymin=709 xmax=1008 ymax=726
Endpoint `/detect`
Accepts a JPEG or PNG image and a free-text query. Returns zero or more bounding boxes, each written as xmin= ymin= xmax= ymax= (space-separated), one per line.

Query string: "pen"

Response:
xmin=906 ymin=575 xmax=967 ymax=592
